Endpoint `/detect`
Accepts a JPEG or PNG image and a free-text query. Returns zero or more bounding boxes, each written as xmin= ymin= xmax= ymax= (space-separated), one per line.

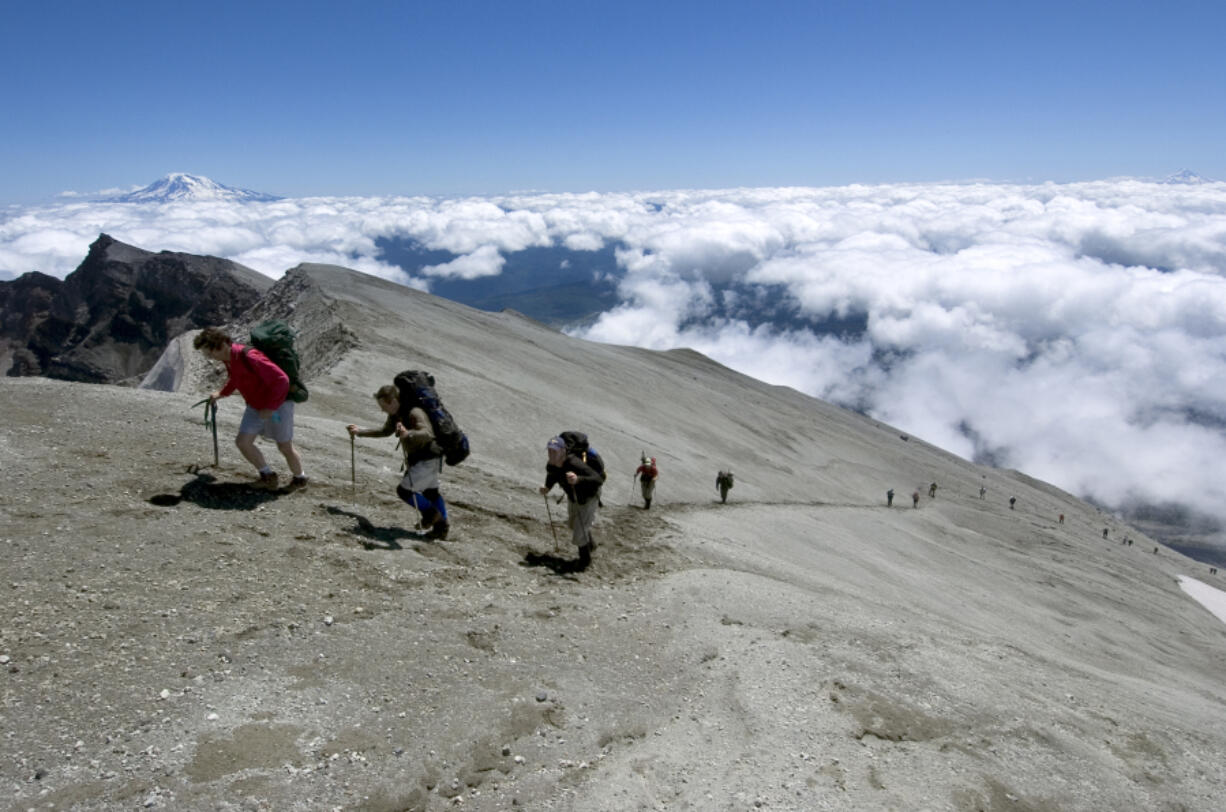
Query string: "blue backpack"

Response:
xmin=393 ymin=370 xmax=470 ymax=466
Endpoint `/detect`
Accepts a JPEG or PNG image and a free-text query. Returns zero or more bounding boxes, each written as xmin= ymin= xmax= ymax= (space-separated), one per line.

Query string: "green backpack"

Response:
xmin=246 ymin=319 xmax=309 ymax=403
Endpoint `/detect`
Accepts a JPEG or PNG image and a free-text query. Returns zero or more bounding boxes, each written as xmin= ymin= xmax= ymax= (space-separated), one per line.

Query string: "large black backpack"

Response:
xmin=560 ymin=430 xmax=606 ymax=481
xmin=247 ymin=319 xmax=309 ymax=403
xmin=394 ymin=370 xmax=470 ymax=466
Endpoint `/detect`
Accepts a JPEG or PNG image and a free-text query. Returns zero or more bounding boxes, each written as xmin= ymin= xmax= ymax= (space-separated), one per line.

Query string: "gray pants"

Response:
xmin=567 ymin=498 xmax=598 ymax=547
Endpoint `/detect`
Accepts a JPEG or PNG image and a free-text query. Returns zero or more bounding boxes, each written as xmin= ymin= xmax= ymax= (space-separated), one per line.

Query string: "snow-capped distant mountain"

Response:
xmin=107 ymin=173 xmax=282 ymax=203
xmin=1163 ymin=169 xmax=1215 ymax=185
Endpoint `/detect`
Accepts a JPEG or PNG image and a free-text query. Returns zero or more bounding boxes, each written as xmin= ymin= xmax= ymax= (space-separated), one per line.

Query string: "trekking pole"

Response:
xmin=350 ymin=433 xmax=356 ymax=488
xmin=543 ymin=492 xmax=559 ymax=552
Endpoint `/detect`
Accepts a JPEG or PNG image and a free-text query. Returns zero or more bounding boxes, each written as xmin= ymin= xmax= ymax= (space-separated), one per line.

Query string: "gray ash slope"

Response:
xmin=2 ymin=262 xmax=1225 ymax=811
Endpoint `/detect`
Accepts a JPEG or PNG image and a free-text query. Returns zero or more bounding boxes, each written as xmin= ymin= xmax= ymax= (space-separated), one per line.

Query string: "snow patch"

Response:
xmin=1177 ymin=575 xmax=1226 ymax=626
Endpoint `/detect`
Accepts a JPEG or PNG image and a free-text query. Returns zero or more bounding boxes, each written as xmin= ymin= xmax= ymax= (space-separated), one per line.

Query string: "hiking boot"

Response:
xmin=288 ymin=475 xmax=308 ymax=489
xmin=428 ymin=521 xmax=449 ymax=541
xmin=577 ymin=543 xmax=592 ymax=568
xmin=254 ymin=471 xmax=279 ymax=490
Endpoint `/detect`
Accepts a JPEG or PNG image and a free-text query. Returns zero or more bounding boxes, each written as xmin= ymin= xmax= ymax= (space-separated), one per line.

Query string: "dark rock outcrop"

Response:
xmin=0 ymin=234 xmax=271 ymax=384
xmin=140 ymin=263 xmax=359 ymax=396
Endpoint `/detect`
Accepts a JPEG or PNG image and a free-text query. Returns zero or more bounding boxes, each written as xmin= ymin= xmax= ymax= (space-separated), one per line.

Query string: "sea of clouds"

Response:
xmin=4 ymin=180 xmax=1226 ymax=530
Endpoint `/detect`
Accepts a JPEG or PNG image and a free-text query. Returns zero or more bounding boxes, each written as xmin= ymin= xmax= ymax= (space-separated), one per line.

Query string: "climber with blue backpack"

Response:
xmin=346 ymin=371 xmax=469 ymax=540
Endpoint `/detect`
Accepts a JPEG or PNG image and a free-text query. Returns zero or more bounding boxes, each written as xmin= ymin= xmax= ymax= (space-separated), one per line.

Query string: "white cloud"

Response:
xmin=4 ymin=178 xmax=1226 ymax=534
xmin=420 ymin=244 xmax=506 ymax=280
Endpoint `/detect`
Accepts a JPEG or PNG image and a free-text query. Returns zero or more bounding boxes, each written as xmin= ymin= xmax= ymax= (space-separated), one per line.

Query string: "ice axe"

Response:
xmin=192 ymin=397 xmax=219 ymax=467
xmin=210 ymin=400 xmax=219 ymax=467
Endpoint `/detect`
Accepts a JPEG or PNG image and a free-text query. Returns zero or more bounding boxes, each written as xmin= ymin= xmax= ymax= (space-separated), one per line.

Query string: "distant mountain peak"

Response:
xmin=108 ymin=173 xmax=281 ymax=203
xmin=1163 ymin=169 xmax=1214 ymax=185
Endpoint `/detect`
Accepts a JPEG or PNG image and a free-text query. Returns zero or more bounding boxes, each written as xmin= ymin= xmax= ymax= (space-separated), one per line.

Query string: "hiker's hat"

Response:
xmin=547 ymin=436 xmax=566 ymax=452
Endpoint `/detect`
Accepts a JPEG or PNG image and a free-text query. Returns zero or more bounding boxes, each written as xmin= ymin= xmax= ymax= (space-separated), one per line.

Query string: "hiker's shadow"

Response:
xmin=148 ymin=470 xmax=282 ymax=511
xmin=520 ymin=550 xmax=585 ymax=579
xmin=324 ymin=506 xmax=422 ymax=551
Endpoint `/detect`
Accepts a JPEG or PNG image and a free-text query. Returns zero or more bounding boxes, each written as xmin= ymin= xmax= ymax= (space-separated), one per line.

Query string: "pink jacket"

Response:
xmin=218 ymin=344 xmax=289 ymax=410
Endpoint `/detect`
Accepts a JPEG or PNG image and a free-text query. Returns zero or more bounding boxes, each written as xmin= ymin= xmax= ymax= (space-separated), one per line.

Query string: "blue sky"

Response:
xmin=2 ymin=0 xmax=1224 ymax=203
xmin=3 ymin=0 xmax=1226 ymax=535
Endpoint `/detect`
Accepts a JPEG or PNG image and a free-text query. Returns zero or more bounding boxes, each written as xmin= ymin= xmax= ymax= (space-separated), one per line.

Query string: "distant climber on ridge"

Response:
xmin=634 ymin=454 xmax=659 ymax=509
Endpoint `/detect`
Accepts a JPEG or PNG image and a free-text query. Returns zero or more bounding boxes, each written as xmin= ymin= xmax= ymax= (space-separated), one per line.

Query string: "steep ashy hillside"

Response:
xmin=3 ymin=264 xmax=1225 ymax=811
xmin=150 ymin=262 xmax=1046 ymax=512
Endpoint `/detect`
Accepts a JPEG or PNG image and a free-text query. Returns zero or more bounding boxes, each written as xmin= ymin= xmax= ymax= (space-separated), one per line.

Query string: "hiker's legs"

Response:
xmin=237 ymin=403 xmax=297 ymax=476
xmin=421 ymin=488 xmax=449 ymax=538
xmin=276 ymin=441 xmax=303 ymax=477
xmin=396 ymin=484 xmax=437 ymax=526
xmin=568 ymin=498 xmax=597 ymax=548
xmin=399 ymin=459 xmax=443 ymax=528
xmin=235 ymin=432 xmax=268 ymax=472
xmin=261 ymin=403 xmax=301 ymax=477
xmin=422 ymin=488 xmax=448 ymax=523
xmin=568 ymin=499 xmax=597 ymax=568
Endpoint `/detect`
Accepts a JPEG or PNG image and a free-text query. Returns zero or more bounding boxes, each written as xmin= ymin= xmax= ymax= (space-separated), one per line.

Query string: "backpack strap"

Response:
xmin=238 ymin=345 xmax=279 ymax=384
xmin=238 ymin=345 xmax=267 ymax=379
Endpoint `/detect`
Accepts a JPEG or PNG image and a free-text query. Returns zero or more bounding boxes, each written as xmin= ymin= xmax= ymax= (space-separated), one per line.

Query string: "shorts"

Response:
xmin=238 ymin=401 xmax=295 ymax=444
xmin=400 ymin=456 xmax=442 ymax=493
